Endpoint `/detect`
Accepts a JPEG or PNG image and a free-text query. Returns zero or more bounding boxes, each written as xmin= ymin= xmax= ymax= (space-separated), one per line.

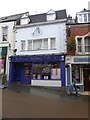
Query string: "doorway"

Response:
xmin=83 ymin=68 xmax=90 ymax=91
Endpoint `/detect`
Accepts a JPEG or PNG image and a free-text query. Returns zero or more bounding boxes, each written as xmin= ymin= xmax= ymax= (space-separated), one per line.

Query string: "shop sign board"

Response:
xmin=74 ymin=57 xmax=90 ymax=63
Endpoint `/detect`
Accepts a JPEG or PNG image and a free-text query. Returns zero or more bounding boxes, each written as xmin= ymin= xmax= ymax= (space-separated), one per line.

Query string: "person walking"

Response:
xmin=67 ymin=78 xmax=79 ymax=96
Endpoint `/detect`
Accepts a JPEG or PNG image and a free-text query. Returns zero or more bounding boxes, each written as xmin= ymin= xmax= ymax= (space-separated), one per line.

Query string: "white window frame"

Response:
xmin=84 ymin=36 xmax=90 ymax=54
xmin=2 ymin=26 xmax=8 ymax=41
xmin=50 ymin=37 xmax=56 ymax=50
xmin=76 ymin=34 xmax=90 ymax=54
xmin=27 ymin=40 xmax=32 ymax=50
xmin=21 ymin=40 xmax=26 ymax=51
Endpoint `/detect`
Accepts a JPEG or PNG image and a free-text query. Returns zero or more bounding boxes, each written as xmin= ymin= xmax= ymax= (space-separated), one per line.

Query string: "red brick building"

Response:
xmin=66 ymin=9 xmax=90 ymax=91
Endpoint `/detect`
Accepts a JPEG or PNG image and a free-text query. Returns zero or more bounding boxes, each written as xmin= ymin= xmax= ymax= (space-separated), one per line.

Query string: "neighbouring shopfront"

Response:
xmin=0 ymin=47 xmax=7 ymax=74
xmin=9 ymin=54 xmax=66 ymax=87
xmin=66 ymin=56 xmax=90 ymax=91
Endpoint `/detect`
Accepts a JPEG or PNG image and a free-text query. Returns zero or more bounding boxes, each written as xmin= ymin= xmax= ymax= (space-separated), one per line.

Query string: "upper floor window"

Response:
xmin=21 ymin=40 xmax=25 ymax=51
xmin=84 ymin=37 xmax=90 ymax=53
xmin=78 ymin=14 xmax=82 ymax=23
xmin=77 ymin=38 xmax=82 ymax=53
xmin=33 ymin=39 xmax=42 ymax=50
xmin=46 ymin=9 xmax=56 ymax=21
xmin=28 ymin=40 xmax=32 ymax=50
xmin=2 ymin=27 xmax=8 ymax=41
xmin=42 ymin=38 xmax=48 ymax=49
xmin=21 ymin=38 xmax=56 ymax=51
xmin=84 ymin=14 xmax=87 ymax=22
xmin=50 ymin=38 xmax=56 ymax=49
xmin=88 ymin=13 xmax=90 ymax=22
xmin=76 ymin=35 xmax=90 ymax=54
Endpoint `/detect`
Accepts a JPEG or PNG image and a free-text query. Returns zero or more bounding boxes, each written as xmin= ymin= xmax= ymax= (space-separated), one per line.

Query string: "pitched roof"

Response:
xmin=30 ymin=13 xmax=46 ymax=23
xmin=78 ymin=8 xmax=90 ymax=13
xmin=0 ymin=12 xmax=29 ymax=23
xmin=29 ymin=9 xmax=67 ymax=23
xmin=0 ymin=9 xmax=67 ymax=24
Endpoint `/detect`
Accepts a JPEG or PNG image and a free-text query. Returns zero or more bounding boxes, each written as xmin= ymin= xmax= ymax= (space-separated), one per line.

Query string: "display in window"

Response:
xmin=24 ymin=63 xmax=31 ymax=80
xmin=51 ymin=62 xmax=60 ymax=79
xmin=42 ymin=63 xmax=50 ymax=79
xmin=33 ymin=64 xmax=41 ymax=79
xmin=72 ymin=66 xmax=80 ymax=83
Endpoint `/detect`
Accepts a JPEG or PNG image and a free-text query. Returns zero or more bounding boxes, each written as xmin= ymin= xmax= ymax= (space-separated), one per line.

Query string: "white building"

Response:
xmin=0 ymin=12 xmax=29 ymax=79
xmin=9 ymin=9 xmax=67 ymax=87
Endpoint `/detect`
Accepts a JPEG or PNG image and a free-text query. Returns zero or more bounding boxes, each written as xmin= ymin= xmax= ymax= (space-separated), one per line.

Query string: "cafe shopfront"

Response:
xmin=9 ymin=54 xmax=66 ymax=87
xmin=66 ymin=56 xmax=90 ymax=91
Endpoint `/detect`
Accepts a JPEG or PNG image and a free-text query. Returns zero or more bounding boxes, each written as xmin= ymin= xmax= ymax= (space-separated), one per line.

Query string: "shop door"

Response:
xmin=83 ymin=68 xmax=90 ymax=91
xmin=14 ymin=63 xmax=22 ymax=82
xmin=23 ymin=63 xmax=32 ymax=84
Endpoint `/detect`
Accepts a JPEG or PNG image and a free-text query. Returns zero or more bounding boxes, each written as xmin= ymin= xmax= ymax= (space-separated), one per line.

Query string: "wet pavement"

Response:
xmin=1 ymin=83 xmax=89 ymax=118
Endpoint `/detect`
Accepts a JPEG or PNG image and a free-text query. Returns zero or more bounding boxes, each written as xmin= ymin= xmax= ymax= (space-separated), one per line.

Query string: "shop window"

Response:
xmin=33 ymin=64 xmax=41 ymax=79
xmin=42 ymin=63 xmax=51 ymax=79
xmin=24 ymin=63 xmax=31 ymax=80
xmin=51 ymin=62 xmax=60 ymax=79
xmin=72 ymin=65 xmax=81 ymax=83
xmin=2 ymin=27 xmax=8 ymax=41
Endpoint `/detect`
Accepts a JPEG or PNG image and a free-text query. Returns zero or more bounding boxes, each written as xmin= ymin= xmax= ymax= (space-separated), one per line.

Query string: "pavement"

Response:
xmin=0 ymin=82 xmax=90 ymax=119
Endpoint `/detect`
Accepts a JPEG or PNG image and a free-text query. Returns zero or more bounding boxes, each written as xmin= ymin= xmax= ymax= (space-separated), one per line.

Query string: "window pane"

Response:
xmin=78 ymin=46 xmax=82 ymax=52
xmin=84 ymin=14 xmax=87 ymax=22
xmin=79 ymin=14 xmax=82 ymax=22
xmin=85 ymin=37 xmax=90 ymax=52
xmin=88 ymin=13 xmax=90 ymax=22
xmin=21 ymin=40 xmax=25 ymax=51
xmin=72 ymin=65 xmax=80 ymax=83
xmin=2 ymin=27 xmax=8 ymax=41
xmin=28 ymin=40 xmax=32 ymax=50
xmin=43 ymin=39 xmax=48 ymax=49
xmin=77 ymin=38 xmax=82 ymax=53
xmin=42 ymin=63 xmax=50 ymax=79
xmin=51 ymin=62 xmax=60 ymax=79
xmin=50 ymin=38 xmax=56 ymax=49
xmin=33 ymin=64 xmax=41 ymax=79
xmin=33 ymin=39 xmax=42 ymax=50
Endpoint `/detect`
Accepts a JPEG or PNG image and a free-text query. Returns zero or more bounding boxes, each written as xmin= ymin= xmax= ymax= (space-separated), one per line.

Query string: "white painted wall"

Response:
xmin=0 ymin=21 xmax=15 ymax=79
xmin=15 ymin=22 xmax=66 ymax=55
xmin=31 ymin=80 xmax=61 ymax=87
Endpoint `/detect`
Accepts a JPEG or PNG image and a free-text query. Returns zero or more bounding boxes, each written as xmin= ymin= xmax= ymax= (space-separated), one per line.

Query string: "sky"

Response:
xmin=0 ymin=0 xmax=89 ymax=18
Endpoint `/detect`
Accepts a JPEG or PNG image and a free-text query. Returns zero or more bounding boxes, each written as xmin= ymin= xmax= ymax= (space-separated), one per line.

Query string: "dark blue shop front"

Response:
xmin=9 ymin=54 xmax=66 ymax=87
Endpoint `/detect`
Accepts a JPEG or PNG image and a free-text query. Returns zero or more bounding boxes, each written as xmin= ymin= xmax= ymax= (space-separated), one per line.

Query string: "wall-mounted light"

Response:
xmin=61 ymin=54 xmax=65 ymax=62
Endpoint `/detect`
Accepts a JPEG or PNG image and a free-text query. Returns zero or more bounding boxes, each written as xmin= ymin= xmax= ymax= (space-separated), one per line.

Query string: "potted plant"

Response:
xmin=67 ymin=37 xmax=76 ymax=50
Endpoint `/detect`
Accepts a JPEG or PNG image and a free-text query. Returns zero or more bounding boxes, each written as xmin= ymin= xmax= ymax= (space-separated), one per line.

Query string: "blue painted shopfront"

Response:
xmin=9 ymin=54 xmax=66 ymax=86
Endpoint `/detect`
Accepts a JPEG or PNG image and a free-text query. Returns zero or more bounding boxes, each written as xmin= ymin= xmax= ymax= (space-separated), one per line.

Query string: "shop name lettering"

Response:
xmin=74 ymin=57 xmax=90 ymax=62
xmin=13 ymin=56 xmax=61 ymax=62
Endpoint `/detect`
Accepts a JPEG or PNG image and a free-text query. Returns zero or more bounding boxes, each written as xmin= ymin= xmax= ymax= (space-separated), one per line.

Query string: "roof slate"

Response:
xmin=0 ymin=9 xmax=67 ymax=24
xmin=29 ymin=9 xmax=67 ymax=23
xmin=0 ymin=12 xmax=29 ymax=23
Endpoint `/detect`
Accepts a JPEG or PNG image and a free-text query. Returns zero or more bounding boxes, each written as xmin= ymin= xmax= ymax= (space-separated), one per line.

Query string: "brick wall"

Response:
xmin=66 ymin=24 xmax=90 ymax=55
